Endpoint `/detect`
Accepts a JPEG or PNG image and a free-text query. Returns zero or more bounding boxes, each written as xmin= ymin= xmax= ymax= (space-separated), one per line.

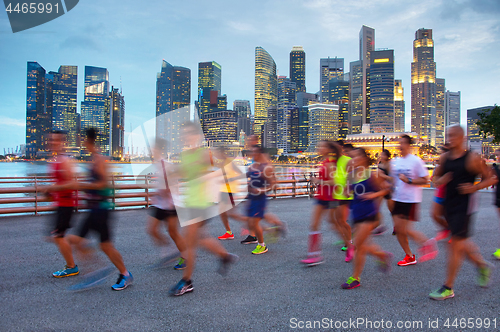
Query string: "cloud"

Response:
xmin=0 ymin=116 xmax=24 ymax=127
xmin=59 ymin=35 xmax=102 ymax=51
xmin=227 ymin=21 xmax=255 ymax=33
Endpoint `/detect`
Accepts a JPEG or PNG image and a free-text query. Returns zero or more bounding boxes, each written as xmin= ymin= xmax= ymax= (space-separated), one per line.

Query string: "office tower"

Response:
xmin=411 ymin=28 xmax=437 ymax=145
xmin=329 ymin=77 xmax=349 ymax=139
xmin=197 ymin=61 xmax=222 ymax=120
xmin=290 ymin=92 xmax=319 ymax=152
xmin=320 ymin=57 xmax=344 ymax=102
xmin=435 ymin=78 xmax=446 ymax=145
xmin=360 ymin=25 xmax=375 ymax=125
xmin=156 ymin=60 xmax=191 ymax=154
xmin=233 ymin=100 xmax=252 ymax=140
xmin=290 ymin=46 xmax=306 ymax=93
xmin=307 ymin=103 xmax=340 ymax=151
xmin=467 ymin=106 xmax=494 ymax=143
xmin=202 ymin=110 xmax=237 ymax=147
xmin=110 ymin=86 xmax=125 ymax=159
xmin=277 ymin=76 xmax=297 ymax=154
xmin=369 ymin=50 xmax=394 ymax=133
xmin=254 ymin=46 xmax=277 ymax=140
xmin=349 ymin=60 xmax=363 ymax=134
xmin=394 ymin=79 xmax=405 ymax=132
xmin=80 ymin=66 xmax=111 ymax=155
xmin=26 ymin=62 xmax=51 ymax=158
xmin=445 ymin=91 xmax=461 ymax=128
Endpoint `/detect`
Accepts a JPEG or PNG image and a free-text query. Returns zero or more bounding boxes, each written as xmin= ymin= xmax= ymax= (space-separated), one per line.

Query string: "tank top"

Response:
xmin=350 ymin=173 xmax=377 ymax=221
xmin=247 ymin=162 xmax=268 ymax=199
xmin=181 ymin=147 xmax=212 ymax=209
xmin=442 ymin=151 xmax=476 ymax=215
xmin=333 ymin=155 xmax=353 ymax=200
xmin=50 ymin=158 xmax=76 ymax=207
xmin=316 ymin=155 xmax=335 ymax=201
xmin=87 ymin=159 xmax=112 ymax=209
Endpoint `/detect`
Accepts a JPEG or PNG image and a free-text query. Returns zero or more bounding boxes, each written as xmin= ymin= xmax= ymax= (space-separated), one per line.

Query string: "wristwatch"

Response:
xmin=408 ymin=178 xmax=413 ymax=184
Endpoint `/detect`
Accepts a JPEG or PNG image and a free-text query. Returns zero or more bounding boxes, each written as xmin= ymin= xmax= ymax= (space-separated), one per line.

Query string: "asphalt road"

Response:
xmin=1 ymin=190 xmax=500 ymax=332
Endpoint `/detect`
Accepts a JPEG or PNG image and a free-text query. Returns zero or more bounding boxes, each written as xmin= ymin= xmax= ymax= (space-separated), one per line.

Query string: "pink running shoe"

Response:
xmin=435 ymin=229 xmax=450 ymax=242
xmin=345 ymin=246 xmax=354 ymax=263
xmin=419 ymin=238 xmax=438 ymax=262
xmin=300 ymin=256 xmax=324 ymax=267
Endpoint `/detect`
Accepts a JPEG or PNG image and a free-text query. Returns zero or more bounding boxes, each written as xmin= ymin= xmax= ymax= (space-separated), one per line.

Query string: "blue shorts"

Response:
xmin=247 ymin=196 xmax=267 ymax=219
xmin=433 ymin=196 xmax=445 ymax=205
xmin=315 ymin=198 xmax=334 ymax=209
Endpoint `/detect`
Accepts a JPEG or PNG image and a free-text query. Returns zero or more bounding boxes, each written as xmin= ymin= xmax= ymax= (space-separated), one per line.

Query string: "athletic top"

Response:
xmin=50 ymin=158 xmax=76 ymax=207
xmin=220 ymin=158 xmax=240 ymax=194
xmin=247 ymin=162 xmax=269 ymax=199
xmin=333 ymin=155 xmax=353 ymax=201
xmin=86 ymin=159 xmax=112 ymax=210
xmin=435 ymin=184 xmax=446 ymax=198
xmin=315 ymin=155 xmax=336 ymax=201
xmin=442 ymin=151 xmax=477 ymax=215
xmin=390 ymin=154 xmax=428 ymax=203
xmin=180 ymin=147 xmax=212 ymax=209
xmin=152 ymin=159 xmax=175 ymax=211
xmin=378 ymin=164 xmax=389 ymax=176
xmin=350 ymin=174 xmax=377 ymax=221
xmin=494 ymin=164 xmax=500 ymax=201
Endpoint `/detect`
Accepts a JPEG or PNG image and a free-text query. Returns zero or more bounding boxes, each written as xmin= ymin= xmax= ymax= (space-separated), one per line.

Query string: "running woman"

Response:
xmin=341 ymin=148 xmax=393 ymax=289
xmin=300 ymin=140 xmax=339 ymax=266
xmin=169 ymin=122 xmax=238 ymax=296
xmin=43 ymin=131 xmax=79 ymax=278
xmin=68 ymin=128 xmax=133 ymax=291
xmin=391 ymin=135 xmax=437 ymax=266
xmin=493 ymin=148 xmax=500 ymax=259
xmin=146 ymin=138 xmax=187 ymax=270
xmin=373 ymin=149 xmax=394 ymax=235
xmin=332 ymin=141 xmax=355 ymax=262
xmin=429 ymin=125 xmax=497 ymax=300
xmin=431 ymin=145 xmax=450 ymax=242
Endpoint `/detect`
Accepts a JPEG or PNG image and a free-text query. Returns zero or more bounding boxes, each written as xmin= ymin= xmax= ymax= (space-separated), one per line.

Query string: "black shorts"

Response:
xmin=332 ymin=200 xmax=351 ymax=208
xmin=78 ymin=208 xmax=112 ymax=243
xmin=150 ymin=207 xmax=177 ymax=221
xmin=446 ymin=213 xmax=472 ymax=238
xmin=353 ymin=215 xmax=378 ymax=225
xmin=495 ymin=198 xmax=500 ymax=208
xmin=51 ymin=206 xmax=74 ymax=237
xmin=392 ymin=202 xmax=418 ymax=221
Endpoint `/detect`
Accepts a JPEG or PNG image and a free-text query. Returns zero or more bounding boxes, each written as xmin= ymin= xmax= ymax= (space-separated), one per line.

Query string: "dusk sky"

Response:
xmin=1 ymin=0 xmax=499 ymax=151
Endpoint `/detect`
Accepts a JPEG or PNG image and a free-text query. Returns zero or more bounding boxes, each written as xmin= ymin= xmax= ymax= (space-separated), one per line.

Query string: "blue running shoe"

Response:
xmin=174 ymin=257 xmax=186 ymax=270
xmin=53 ymin=265 xmax=79 ymax=278
xmin=111 ymin=271 xmax=133 ymax=291
xmin=169 ymin=278 xmax=193 ymax=296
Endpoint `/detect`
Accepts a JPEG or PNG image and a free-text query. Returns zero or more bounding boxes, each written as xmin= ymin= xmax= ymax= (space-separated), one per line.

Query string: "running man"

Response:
xmin=68 ymin=128 xmax=133 ymax=291
xmin=146 ymin=138 xmax=187 ymax=270
xmin=301 ymin=140 xmax=339 ymax=266
xmin=391 ymin=135 xmax=437 ymax=266
xmin=429 ymin=125 xmax=497 ymax=300
xmin=492 ymin=148 xmax=500 ymax=259
xmin=431 ymin=145 xmax=450 ymax=242
xmin=373 ymin=149 xmax=394 ymax=235
xmin=43 ymin=131 xmax=79 ymax=278
xmin=341 ymin=148 xmax=393 ymax=289
xmin=169 ymin=122 xmax=238 ymax=296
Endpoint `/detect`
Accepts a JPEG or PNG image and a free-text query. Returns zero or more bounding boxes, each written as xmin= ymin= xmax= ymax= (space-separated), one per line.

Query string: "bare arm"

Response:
xmin=458 ymin=153 xmax=498 ymax=194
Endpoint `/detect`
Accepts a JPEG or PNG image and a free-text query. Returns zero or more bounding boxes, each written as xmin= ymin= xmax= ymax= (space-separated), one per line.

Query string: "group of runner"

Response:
xmin=43 ymin=124 xmax=499 ymax=300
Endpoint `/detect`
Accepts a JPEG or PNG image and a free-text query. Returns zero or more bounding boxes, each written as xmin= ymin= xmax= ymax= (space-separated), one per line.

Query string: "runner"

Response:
xmin=169 ymin=122 xmax=238 ymax=296
xmin=300 ymin=140 xmax=339 ymax=266
xmin=493 ymin=148 xmax=500 ymax=259
xmin=429 ymin=125 xmax=497 ymax=300
xmin=431 ymin=145 xmax=450 ymax=242
xmin=42 ymin=131 xmax=78 ymax=278
xmin=373 ymin=149 xmax=394 ymax=235
xmin=391 ymin=134 xmax=437 ymax=266
xmin=332 ymin=141 xmax=355 ymax=262
xmin=146 ymin=138 xmax=187 ymax=270
xmin=68 ymin=128 xmax=133 ymax=291
xmin=341 ymin=148 xmax=393 ymax=289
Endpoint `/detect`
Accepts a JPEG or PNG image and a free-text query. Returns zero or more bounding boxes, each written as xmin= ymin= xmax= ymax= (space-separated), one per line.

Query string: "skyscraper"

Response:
xmin=394 ymin=80 xmax=405 ymax=132
xmin=26 ymin=62 xmax=49 ymax=158
xmin=467 ymin=106 xmax=494 ymax=143
xmin=290 ymin=92 xmax=319 ymax=152
xmin=263 ymin=106 xmax=277 ymax=148
xmin=360 ymin=25 xmax=375 ymax=125
xmin=435 ymin=78 xmax=446 ymax=145
xmin=445 ymin=90 xmax=461 ymax=128
xmin=197 ymin=61 xmax=222 ymax=120
xmin=349 ymin=60 xmax=363 ymax=134
xmin=81 ymin=66 xmax=111 ymax=155
xmin=156 ymin=60 xmax=191 ymax=154
xmin=254 ymin=46 xmax=277 ymax=139
xmin=411 ymin=28 xmax=437 ymax=145
xmin=233 ymin=100 xmax=252 ymax=140
xmin=307 ymin=103 xmax=339 ymax=151
xmin=51 ymin=65 xmax=78 ymax=148
xmin=277 ymin=76 xmax=297 ymax=154
xmin=202 ymin=110 xmax=237 ymax=147
xmin=369 ymin=50 xmax=394 ymax=133
xmin=329 ymin=77 xmax=350 ymax=139
xmin=320 ymin=57 xmax=344 ymax=102
xmin=110 ymin=86 xmax=125 ymax=159
xmin=290 ymin=46 xmax=306 ymax=93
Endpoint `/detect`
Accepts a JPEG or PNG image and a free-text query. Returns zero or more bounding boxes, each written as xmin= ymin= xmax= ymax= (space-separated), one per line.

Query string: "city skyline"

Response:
xmin=1 ymin=0 xmax=500 ymax=150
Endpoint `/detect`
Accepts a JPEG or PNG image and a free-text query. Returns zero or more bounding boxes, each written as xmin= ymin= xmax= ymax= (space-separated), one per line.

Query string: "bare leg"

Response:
xmin=310 ymin=204 xmax=325 ymax=232
xmin=250 ymin=217 xmax=264 ymax=243
xmin=100 ymin=242 xmax=127 ymax=275
xmin=352 ymin=223 xmax=371 ymax=279
xmin=147 ymin=216 xmax=169 ymax=247
xmin=394 ymin=215 xmax=413 ymax=256
xmin=182 ymin=223 xmax=199 ymax=280
xmin=167 ymin=216 xmax=186 ymax=254
xmin=54 ymin=237 xmax=76 ymax=267
xmin=444 ymin=237 xmax=466 ymax=288
xmin=431 ymin=202 xmax=448 ymax=229
xmin=220 ymin=211 xmax=232 ymax=233
xmin=335 ymin=204 xmax=353 ymax=247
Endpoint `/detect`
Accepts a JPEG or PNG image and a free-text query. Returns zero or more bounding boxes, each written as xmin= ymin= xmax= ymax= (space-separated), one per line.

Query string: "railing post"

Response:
xmin=145 ymin=174 xmax=150 ymax=208
xmin=75 ymin=174 xmax=79 ymax=213
xmin=34 ymin=176 xmax=38 ymax=216
xmin=292 ymin=172 xmax=296 ymax=198
xmin=111 ymin=174 xmax=116 ymax=210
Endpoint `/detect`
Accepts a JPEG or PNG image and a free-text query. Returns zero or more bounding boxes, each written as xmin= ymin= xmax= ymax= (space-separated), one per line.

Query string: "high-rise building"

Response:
xmin=254 ymin=46 xmax=277 ymax=140
xmin=435 ymin=78 xmax=446 ymax=145
xmin=81 ymin=66 xmax=111 ymax=155
xmin=307 ymin=103 xmax=340 ymax=151
xmin=290 ymin=46 xmax=306 ymax=93
xmin=411 ymin=28 xmax=437 ymax=145
xmin=320 ymin=57 xmax=344 ymax=102
xmin=290 ymin=92 xmax=319 ymax=152
xmin=360 ymin=25 xmax=375 ymax=125
xmin=467 ymin=106 xmax=494 ymax=143
xmin=51 ymin=66 xmax=79 ymax=148
xmin=26 ymin=62 xmax=49 ymax=158
xmin=277 ymin=76 xmax=297 ymax=154
xmin=262 ymin=106 xmax=277 ymax=148
xmin=155 ymin=60 xmax=191 ymax=154
xmin=445 ymin=90 xmax=461 ymax=128
xmin=110 ymin=86 xmax=125 ymax=159
xmin=233 ymin=100 xmax=252 ymax=140
xmin=197 ymin=61 xmax=222 ymax=120
xmin=394 ymin=79 xmax=405 ymax=132
xmin=329 ymin=77 xmax=349 ymax=139
xmin=369 ymin=50 xmax=394 ymax=133
xmin=349 ymin=60 xmax=363 ymax=134
xmin=202 ymin=110 xmax=237 ymax=147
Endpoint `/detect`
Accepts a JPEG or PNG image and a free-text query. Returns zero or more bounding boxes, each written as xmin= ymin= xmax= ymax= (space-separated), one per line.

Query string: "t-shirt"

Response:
xmin=151 ymin=159 xmax=175 ymax=211
xmin=390 ymin=154 xmax=428 ymax=203
xmin=333 ymin=155 xmax=353 ymax=201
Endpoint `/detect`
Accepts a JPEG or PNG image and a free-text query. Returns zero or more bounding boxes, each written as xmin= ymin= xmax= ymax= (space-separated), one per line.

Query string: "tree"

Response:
xmin=477 ymin=105 xmax=500 ymax=143
xmin=419 ymin=144 xmax=438 ymax=156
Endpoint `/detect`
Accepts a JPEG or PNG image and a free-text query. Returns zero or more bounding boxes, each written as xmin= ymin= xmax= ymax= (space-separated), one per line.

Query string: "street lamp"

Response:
xmin=382 ymin=135 xmax=386 ymax=152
